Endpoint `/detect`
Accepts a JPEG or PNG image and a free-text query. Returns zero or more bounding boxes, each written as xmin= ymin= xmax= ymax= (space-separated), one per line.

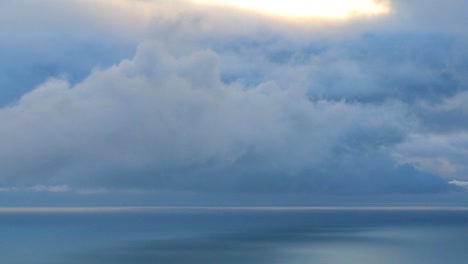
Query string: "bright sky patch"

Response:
xmin=193 ymin=0 xmax=389 ymax=19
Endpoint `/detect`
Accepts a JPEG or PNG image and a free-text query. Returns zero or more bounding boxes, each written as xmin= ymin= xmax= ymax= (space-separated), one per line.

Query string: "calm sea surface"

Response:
xmin=1 ymin=207 xmax=467 ymax=264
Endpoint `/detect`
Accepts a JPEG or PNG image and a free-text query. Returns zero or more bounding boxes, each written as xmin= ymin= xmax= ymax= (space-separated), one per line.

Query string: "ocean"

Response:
xmin=1 ymin=207 xmax=467 ymax=264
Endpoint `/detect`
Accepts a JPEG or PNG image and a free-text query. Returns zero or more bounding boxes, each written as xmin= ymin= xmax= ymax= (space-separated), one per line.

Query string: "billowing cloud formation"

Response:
xmin=0 ymin=0 xmax=466 ymax=195
xmin=0 ymin=0 xmax=155 ymax=105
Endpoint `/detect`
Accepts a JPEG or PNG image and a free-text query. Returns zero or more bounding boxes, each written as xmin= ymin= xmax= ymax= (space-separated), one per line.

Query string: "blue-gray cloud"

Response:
xmin=0 ymin=0 xmax=154 ymax=106
xmin=0 ymin=0 xmax=466 ymax=196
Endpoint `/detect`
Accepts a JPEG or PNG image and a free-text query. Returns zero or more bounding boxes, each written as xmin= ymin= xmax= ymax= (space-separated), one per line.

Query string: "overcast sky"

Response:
xmin=0 ymin=0 xmax=467 ymax=205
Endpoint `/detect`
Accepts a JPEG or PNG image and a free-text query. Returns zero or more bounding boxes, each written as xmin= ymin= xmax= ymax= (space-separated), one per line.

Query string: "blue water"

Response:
xmin=1 ymin=207 xmax=468 ymax=264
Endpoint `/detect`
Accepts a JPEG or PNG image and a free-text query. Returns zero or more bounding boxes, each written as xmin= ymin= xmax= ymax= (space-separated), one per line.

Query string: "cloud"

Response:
xmin=0 ymin=0 xmax=466 ymax=196
xmin=414 ymin=91 xmax=468 ymax=133
xmin=450 ymin=180 xmax=468 ymax=189
xmin=0 ymin=38 xmax=454 ymax=194
xmin=389 ymin=0 xmax=468 ymax=36
xmin=388 ymin=67 xmax=468 ymax=182
xmin=76 ymin=188 xmax=110 ymax=195
xmin=0 ymin=185 xmax=70 ymax=193
xmin=26 ymin=185 xmax=70 ymax=193
xmin=0 ymin=187 xmax=10 ymax=193
xmin=0 ymin=0 xmax=159 ymax=106
xmin=395 ymin=131 xmax=468 ymax=181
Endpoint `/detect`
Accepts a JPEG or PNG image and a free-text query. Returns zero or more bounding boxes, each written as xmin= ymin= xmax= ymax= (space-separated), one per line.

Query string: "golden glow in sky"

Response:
xmin=193 ymin=0 xmax=389 ymax=19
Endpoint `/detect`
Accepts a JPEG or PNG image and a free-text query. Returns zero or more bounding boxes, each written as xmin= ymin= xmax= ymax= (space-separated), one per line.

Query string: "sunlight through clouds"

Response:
xmin=192 ymin=0 xmax=389 ymax=19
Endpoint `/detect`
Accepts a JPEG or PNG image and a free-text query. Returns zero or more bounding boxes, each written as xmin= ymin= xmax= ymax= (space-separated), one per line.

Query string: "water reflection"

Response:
xmin=1 ymin=208 xmax=467 ymax=264
xmin=62 ymin=209 xmax=468 ymax=264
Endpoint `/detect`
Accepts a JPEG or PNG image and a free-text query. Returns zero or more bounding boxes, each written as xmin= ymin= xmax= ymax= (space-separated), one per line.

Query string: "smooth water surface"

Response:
xmin=1 ymin=207 xmax=467 ymax=264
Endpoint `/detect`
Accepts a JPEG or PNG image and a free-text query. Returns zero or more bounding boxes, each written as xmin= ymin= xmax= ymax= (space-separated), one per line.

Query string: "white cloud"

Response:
xmin=449 ymin=180 xmax=468 ymax=189
xmin=0 ymin=38 xmax=412 ymax=192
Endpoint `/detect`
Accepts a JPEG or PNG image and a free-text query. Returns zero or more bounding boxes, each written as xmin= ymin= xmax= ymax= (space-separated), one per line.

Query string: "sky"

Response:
xmin=0 ymin=0 xmax=467 ymax=206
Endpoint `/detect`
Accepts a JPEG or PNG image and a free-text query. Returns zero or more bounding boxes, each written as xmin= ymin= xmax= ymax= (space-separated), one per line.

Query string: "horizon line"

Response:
xmin=1 ymin=205 xmax=468 ymax=213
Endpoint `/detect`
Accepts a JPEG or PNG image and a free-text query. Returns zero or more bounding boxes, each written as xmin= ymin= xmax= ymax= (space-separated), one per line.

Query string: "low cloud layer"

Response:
xmin=0 ymin=0 xmax=466 ymax=197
